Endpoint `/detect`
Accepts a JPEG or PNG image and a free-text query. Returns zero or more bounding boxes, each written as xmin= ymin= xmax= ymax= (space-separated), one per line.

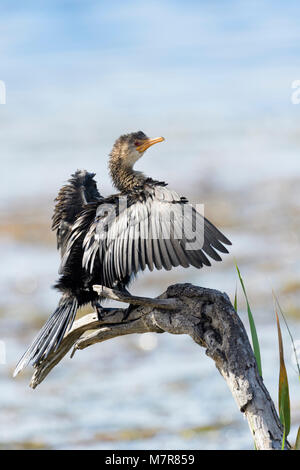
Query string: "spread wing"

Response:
xmin=61 ymin=185 xmax=231 ymax=287
xmin=52 ymin=170 xmax=102 ymax=258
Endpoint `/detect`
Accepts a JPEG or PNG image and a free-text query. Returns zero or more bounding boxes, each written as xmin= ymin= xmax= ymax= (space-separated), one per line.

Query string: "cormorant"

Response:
xmin=14 ymin=131 xmax=231 ymax=376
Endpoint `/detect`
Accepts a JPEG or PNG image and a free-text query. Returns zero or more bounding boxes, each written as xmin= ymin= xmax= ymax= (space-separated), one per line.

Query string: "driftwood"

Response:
xmin=29 ymin=283 xmax=288 ymax=450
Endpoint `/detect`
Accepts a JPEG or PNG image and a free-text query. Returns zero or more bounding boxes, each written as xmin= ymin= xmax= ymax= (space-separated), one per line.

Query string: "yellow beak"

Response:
xmin=136 ymin=136 xmax=165 ymax=153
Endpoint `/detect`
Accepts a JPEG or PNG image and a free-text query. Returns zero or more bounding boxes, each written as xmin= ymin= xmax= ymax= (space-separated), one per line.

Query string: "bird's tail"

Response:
xmin=13 ymin=295 xmax=78 ymax=377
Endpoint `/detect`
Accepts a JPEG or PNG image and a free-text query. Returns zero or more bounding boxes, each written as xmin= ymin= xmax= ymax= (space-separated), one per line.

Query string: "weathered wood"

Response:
xmin=29 ymin=283 xmax=289 ymax=450
xmin=93 ymin=285 xmax=184 ymax=309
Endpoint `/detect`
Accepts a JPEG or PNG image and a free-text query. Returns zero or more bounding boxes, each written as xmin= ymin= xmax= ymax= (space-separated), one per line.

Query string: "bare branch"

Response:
xmin=29 ymin=283 xmax=289 ymax=450
xmin=93 ymin=284 xmax=184 ymax=309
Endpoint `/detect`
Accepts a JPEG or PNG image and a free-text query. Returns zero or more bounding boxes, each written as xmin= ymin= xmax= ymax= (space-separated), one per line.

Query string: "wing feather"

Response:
xmin=77 ymin=185 xmax=231 ymax=286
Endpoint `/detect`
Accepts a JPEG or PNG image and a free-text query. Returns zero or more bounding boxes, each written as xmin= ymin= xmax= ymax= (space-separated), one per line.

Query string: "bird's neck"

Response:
xmin=109 ymin=158 xmax=146 ymax=193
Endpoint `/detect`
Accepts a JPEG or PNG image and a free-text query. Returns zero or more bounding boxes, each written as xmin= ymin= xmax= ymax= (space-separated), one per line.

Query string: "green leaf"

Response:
xmin=234 ymin=284 xmax=237 ymax=312
xmin=273 ymin=292 xmax=300 ymax=382
xmin=275 ymin=310 xmax=291 ymax=438
xmin=281 ymin=425 xmax=286 ymax=450
xmin=235 ymin=264 xmax=262 ymax=377
xmin=294 ymin=426 xmax=300 ymax=450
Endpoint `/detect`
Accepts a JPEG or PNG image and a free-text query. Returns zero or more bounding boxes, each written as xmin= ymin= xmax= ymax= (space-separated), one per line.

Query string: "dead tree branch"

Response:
xmin=29 ymin=283 xmax=288 ymax=450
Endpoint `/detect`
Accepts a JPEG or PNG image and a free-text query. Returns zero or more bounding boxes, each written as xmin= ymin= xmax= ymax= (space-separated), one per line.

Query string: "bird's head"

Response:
xmin=110 ymin=131 xmax=165 ymax=169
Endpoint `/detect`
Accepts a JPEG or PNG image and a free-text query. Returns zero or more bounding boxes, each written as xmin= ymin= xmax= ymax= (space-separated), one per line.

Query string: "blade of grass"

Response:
xmin=273 ymin=291 xmax=300 ymax=381
xmin=234 ymin=284 xmax=237 ymax=312
xmin=235 ymin=264 xmax=262 ymax=377
xmin=281 ymin=426 xmax=286 ymax=450
xmin=295 ymin=426 xmax=300 ymax=450
xmin=275 ymin=310 xmax=291 ymax=439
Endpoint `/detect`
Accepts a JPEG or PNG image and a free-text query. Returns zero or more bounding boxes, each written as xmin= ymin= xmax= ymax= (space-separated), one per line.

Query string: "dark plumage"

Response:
xmin=14 ymin=131 xmax=231 ymax=376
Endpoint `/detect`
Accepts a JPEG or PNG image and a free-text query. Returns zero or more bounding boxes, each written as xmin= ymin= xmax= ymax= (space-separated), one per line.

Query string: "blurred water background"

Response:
xmin=1 ymin=0 xmax=300 ymax=450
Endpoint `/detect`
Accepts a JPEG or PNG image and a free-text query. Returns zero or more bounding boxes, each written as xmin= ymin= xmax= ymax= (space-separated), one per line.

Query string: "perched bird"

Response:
xmin=14 ymin=131 xmax=231 ymax=376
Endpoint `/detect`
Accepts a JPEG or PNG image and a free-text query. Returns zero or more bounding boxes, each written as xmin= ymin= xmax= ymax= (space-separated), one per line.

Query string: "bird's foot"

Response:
xmin=93 ymin=301 xmax=110 ymax=321
xmin=122 ymin=303 xmax=135 ymax=321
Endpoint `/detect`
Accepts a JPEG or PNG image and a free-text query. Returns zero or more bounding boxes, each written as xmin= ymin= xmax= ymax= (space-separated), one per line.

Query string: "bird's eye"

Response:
xmin=134 ymin=141 xmax=140 ymax=147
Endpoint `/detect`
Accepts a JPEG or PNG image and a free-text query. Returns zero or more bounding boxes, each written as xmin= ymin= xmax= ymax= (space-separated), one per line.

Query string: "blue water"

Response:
xmin=1 ymin=0 xmax=300 ymax=205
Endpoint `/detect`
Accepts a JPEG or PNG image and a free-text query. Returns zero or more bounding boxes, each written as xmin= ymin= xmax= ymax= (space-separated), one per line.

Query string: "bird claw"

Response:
xmin=93 ymin=301 xmax=120 ymax=321
xmin=122 ymin=303 xmax=135 ymax=321
xmin=93 ymin=302 xmax=107 ymax=321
